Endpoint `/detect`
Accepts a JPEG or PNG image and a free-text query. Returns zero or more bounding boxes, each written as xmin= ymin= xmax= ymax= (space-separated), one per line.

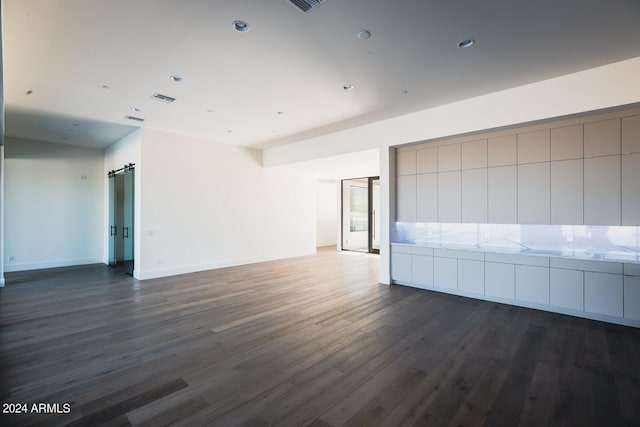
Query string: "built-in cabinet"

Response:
xmin=622 ymin=153 xmax=640 ymax=225
xmin=391 ymin=244 xmax=640 ymax=327
xmin=395 ymin=113 xmax=640 ymax=226
xmin=392 ymin=109 xmax=640 ymax=328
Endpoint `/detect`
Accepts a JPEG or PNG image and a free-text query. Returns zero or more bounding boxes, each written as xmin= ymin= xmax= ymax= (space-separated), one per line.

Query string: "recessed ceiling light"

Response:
xmin=357 ymin=30 xmax=371 ymax=40
xmin=170 ymin=75 xmax=183 ymax=83
xmin=457 ymin=38 xmax=475 ymax=49
xmin=206 ymin=109 xmax=214 ymax=113
xmin=277 ymin=111 xmax=284 ymax=115
xmin=131 ymin=107 xmax=141 ymax=112
xmin=233 ymin=20 xmax=249 ymax=33
xmin=402 ymin=90 xmax=409 ymax=94
xmin=227 ymin=129 xmax=233 ymax=133
xmin=343 ymin=84 xmax=354 ymax=91
xmin=26 ymin=90 xmax=33 ymax=95
xmin=102 ymin=85 xmax=111 ymax=89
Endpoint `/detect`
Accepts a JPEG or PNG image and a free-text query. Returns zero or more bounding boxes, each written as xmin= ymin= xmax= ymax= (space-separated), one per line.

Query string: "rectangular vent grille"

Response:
xmin=124 ymin=115 xmax=145 ymax=122
xmin=288 ymin=0 xmax=326 ymax=13
xmin=151 ymin=93 xmax=176 ymax=103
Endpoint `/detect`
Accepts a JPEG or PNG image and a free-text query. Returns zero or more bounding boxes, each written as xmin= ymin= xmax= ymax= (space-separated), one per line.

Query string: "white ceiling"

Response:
xmin=4 ymin=0 xmax=640 ymax=151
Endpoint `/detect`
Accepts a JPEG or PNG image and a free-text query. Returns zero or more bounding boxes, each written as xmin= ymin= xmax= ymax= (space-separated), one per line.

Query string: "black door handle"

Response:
xmin=123 ymin=227 xmax=129 ymax=239
xmin=110 ymin=225 xmax=117 ymax=236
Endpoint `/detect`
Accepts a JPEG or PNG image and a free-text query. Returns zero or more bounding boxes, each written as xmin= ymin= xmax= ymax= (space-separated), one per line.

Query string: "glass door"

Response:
xmin=108 ymin=175 xmax=117 ymax=265
xmin=107 ymin=165 xmax=135 ymax=276
xmin=342 ymin=177 xmax=380 ymax=254
xmin=122 ymin=169 xmax=135 ymax=276
xmin=342 ymin=178 xmax=369 ymax=252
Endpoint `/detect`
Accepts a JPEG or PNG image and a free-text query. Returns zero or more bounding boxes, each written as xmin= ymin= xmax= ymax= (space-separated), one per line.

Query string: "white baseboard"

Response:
xmin=4 ymin=258 xmax=103 ymax=273
xmin=137 ymin=250 xmax=317 ymax=280
xmin=316 ymin=241 xmax=337 ymax=248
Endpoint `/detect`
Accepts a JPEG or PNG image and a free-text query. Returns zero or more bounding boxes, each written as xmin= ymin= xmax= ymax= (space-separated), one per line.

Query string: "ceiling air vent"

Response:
xmin=288 ymin=0 xmax=326 ymax=13
xmin=151 ymin=93 xmax=176 ymax=103
xmin=125 ymin=115 xmax=145 ymax=122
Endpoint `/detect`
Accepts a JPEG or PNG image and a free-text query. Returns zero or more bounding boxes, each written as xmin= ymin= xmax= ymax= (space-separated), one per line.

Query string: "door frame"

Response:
xmin=341 ymin=176 xmax=380 ymax=254
xmin=107 ymin=163 xmax=135 ymax=275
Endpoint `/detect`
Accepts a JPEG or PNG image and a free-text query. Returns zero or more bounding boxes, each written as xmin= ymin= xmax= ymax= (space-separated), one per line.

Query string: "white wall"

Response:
xmin=137 ymin=129 xmax=317 ymax=280
xmin=4 ymin=137 xmax=104 ymax=271
xmin=1 ymin=145 xmax=5 ymax=286
xmin=316 ymin=180 xmax=338 ymax=247
xmin=1 ymin=14 xmax=5 ymax=286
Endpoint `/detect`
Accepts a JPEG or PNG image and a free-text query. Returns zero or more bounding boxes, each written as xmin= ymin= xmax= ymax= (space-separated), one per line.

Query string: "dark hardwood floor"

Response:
xmin=1 ymin=248 xmax=639 ymax=426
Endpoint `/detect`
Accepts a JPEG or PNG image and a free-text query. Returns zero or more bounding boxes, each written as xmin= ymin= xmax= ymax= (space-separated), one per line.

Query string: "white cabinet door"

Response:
xmin=518 ymin=130 xmax=550 ymax=164
xmin=488 ymin=135 xmax=517 ymax=167
xmin=458 ymin=259 xmax=485 ymax=295
xmin=622 ymin=153 xmax=640 ymax=225
xmin=624 ymin=275 xmax=640 ymax=321
xmin=434 ymin=257 xmax=457 ymax=290
xmin=438 ymin=171 xmax=461 ymax=222
xmin=396 ymin=175 xmax=417 ymax=222
xmin=584 ymin=118 xmax=621 ymax=157
xmin=584 ymin=155 xmax=621 ymax=225
xmin=551 ymin=159 xmax=583 ymax=225
xmin=488 ymin=166 xmax=517 ymax=224
xmin=584 ymin=272 xmax=623 ymax=317
xmin=551 ymin=125 xmax=583 ymax=161
xmin=391 ymin=252 xmax=412 ymax=283
xmin=417 ymin=146 xmax=438 ymax=174
xmin=461 ymin=169 xmax=488 ymax=223
xmin=461 ymin=139 xmax=487 ymax=169
xmin=550 ymin=268 xmax=584 ymax=311
xmin=397 ymin=150 xmax=417 ymax=175
xmin=412 ymin=255 xmax=434 ymax=289
xmin=417 ymin=173 xmax=438 ymax=222
xmin=485 ymin=262 xmax=515 ymax=299
xmin=622 ymin=115 xmax=640 ymax=154
xmin=518 ymin=162 xmax=550 ymax=224
xmin=438 ymin=144 xmax=461 ymax=172
xmin=516 ymin=265 xmax=549 ymax=304
xmin=461 ymin=139 xmax=487 ymax=170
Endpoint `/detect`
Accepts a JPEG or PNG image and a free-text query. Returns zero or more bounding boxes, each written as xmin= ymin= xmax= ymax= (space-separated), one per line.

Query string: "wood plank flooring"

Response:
xmin=1 ymin=248 xmax=640 ymax=426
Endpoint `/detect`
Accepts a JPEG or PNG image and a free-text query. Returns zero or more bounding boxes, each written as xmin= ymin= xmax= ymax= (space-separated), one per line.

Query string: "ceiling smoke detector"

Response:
xmin=288 ymin=0 xmax=327 ymax=13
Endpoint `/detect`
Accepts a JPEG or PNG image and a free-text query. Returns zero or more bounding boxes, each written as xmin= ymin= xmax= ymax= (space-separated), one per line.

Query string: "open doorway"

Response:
xmin=342 ymin=177 xmax=380 ymax=254
xmin=108 ymin=164 xmax=135 ymax=276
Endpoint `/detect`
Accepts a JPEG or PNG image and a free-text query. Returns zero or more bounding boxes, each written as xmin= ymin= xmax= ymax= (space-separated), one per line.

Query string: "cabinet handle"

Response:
xmin=110 ymin=225 xmax=117 ymax=236
xmin=123 ymin=227 xmax=129 ymax=239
